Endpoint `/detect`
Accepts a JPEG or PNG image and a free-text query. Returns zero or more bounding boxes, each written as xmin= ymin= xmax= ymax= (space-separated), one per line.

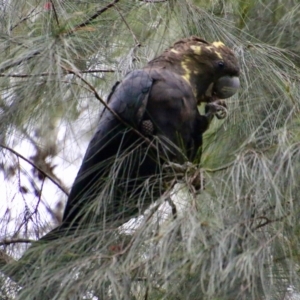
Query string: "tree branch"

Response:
xmin=10 ymin=6 xmax=40 ymax=31
xmin=204 ymin=161 xmax=235 ymax=173
xmin=0 ymin=50 xmax=41 ymax=73
xmin=253 ymin=215 xmax=288 ymax=230
xmin=114 ymin=5 xmax=140 ymax=47
xmin=0 ymin=239 xmax=35 ymax=246
xmin=0 ymin=69 xmax=115 ymax=78
xmin=66 ymin=0 xmax=120 ymax=35
xmin=0 ymin=144 xmax=68 ymax=196
xmin=49 ymin=0 xmax=60 ymax=26
xmin=140 ymin=0 xmax=168 ymax=2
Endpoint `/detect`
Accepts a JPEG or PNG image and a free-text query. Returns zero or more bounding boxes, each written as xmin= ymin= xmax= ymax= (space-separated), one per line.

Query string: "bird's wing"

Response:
xmin=106 ymin=69 xmax=153 ymax=125
xmin=61 ymin=69 xmax=153 ymax=229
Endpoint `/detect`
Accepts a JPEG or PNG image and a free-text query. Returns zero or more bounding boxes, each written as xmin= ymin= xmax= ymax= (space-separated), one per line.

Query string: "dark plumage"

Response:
xmin=44 ymin=36 xmax=240 ymax=239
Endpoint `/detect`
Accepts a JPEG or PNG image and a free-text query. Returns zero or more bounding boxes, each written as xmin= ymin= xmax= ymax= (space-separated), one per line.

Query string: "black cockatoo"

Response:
xmin=45 ymin=36 xmax=240 ymax=239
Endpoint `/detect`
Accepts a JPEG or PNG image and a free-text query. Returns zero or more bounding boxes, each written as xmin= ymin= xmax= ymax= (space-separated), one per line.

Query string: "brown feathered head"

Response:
xmin=147 ymin=36 xmax=240 ymax=104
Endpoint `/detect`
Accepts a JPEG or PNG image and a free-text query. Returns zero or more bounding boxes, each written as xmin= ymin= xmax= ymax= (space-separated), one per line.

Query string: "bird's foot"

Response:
xmin=163 ymin=161 xmax=205 ymax=191
xmin=205 ymin=99 xmax=228 ymax=120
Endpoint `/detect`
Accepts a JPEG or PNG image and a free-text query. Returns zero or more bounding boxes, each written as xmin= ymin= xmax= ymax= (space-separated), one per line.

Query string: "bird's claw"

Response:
xmin=205 ymin=100 xmax=228 ymax=120
xmin=163 ymin=162 xmax=205 ymax=191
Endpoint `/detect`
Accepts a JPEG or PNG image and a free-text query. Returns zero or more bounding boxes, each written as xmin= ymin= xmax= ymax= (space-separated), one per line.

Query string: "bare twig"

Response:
xmin=49 ymin=0 xmax=60 ymax=26
xmin=10 ymin=6 xmax=40 ymax=31
xmin=0 ymin=239 xmax=35 ymax=246
xmin=140 ymin=0 xmax=168 ymax=2
xmin=144 ymin=285 xmax=149 ymax=300
xmin=0 ymin=144 xmax=68 ymax=196
xmin=66 ymin=0 xmax=120 ymax=35
xmin=204 ymin=161 xmax=235 ymax=173
xmin=33 ymin=177 xmax=45 ymax=216
xmin=0 ymin=69 xmax=115 ymax=78
xmin=253 ymin=215 xmax=288 ymax=230
xmin=114 ymin=5 xmax=140 ymax=47
xmin=0 ymin=50 xmax=41 ymax=73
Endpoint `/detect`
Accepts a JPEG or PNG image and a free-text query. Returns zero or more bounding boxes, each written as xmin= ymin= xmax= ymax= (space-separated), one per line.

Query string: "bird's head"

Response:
xmin=149 ymin=36 xmax=240 ymax=104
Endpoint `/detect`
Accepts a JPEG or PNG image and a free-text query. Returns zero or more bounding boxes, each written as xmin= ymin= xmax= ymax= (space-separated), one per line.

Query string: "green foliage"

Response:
xmin=0 ymin=0 xmax=300 ymax=299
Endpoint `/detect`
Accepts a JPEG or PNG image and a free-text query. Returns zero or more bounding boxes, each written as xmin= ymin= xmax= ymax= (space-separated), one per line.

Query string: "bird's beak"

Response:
xmin=213 ymin=75 xmax=240 ymax=99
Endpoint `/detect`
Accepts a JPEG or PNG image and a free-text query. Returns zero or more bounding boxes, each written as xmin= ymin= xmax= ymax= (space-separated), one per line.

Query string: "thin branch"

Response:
xmin=204 ymin=161 xmax=235 ymax=172
xmin=49 ymin=0 xmax=60 ymax=26
xmin=0 ymin=50 xmax=41 ymax=73
xmin=74 ymin=69 xmax=115 ymax=74
xmin=0 ymin=239 xmax=35 ymax=246
xmin=0 ymin=52 xmax=39 ymax=72
xmin=33 ymin=177 xmax=45 ymax=216
xmin=0 ymin=144 xmax=68 ymax=196
xmin=140 ymin=0 xmax=168 ymax=2
xmin=66 ymin=0 xmax=120 ymax=35
xmin=10 ymin=6 xmax=40 ymax=31
xmin=253 ymin=215 xmax=288 ymax=230
xmin=114 ymin=5 xmax=140 ymax=47
xmin=144 ymin=285 xmax=149 ymax=300
xmin=0 ymin=69 xmax=115 ymax=78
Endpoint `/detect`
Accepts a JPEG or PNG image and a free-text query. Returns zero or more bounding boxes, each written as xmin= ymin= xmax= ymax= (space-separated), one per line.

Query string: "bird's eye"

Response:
xmin=218 ymin=61 xmax=224 ymax=68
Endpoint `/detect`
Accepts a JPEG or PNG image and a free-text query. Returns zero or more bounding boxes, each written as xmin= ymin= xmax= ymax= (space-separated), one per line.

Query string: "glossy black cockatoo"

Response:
xmin=45 ymin=36 xmax=240 ymax=239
